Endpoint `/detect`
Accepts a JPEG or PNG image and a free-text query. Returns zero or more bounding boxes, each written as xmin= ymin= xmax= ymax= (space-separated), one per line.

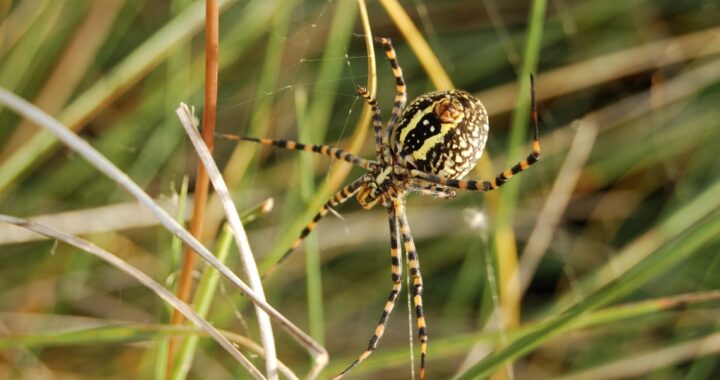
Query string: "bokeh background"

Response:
xmin=1 ymin=0 xmax=720 ymax=379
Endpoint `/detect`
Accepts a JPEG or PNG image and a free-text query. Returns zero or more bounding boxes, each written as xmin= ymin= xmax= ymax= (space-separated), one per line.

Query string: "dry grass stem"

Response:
xmin=176 ymin=103 xmax=278 ymax=378
xmin=0 ymin=214 xmax=266 ymax=379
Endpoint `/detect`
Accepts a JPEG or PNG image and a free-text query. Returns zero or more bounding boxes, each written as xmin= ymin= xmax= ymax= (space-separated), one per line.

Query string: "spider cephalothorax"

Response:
xmin=218 ymin=37 xmax=540 ymax=380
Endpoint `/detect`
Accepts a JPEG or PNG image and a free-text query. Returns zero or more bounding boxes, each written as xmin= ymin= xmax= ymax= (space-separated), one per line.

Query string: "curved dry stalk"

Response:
xmin=176 ymin=104 xmax=278 ymax=379
xmin=0 ymin=214 xmax=266 ymax=380
xmin=0 ymin=86 xmax=328 ymax=379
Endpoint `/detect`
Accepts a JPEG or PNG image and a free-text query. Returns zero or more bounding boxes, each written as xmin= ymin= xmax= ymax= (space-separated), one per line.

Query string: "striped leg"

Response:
xmin=216 ymin=133 xmax=376 ymax=170
xmin=262 ymin=178 xmax=365 ymax=278
xmin=410 ymin=74 xmax=541 ymax=192
xmin=375 ymin=37 xmax=408 ymax=142
xmin=396 ymin=198 xmax=428 ymax=380
xmin=408 ymin=183 xmax=457 ymax=199
xmin=356 ymin=86 xmax=389 ymax=164
xmin=334 ymin=203 xmax=402 ymax=379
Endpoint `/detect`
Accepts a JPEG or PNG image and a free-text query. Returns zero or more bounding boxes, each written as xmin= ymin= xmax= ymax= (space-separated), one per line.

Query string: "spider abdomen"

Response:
xmin=392 ymin=90 xmax=489 ymax=179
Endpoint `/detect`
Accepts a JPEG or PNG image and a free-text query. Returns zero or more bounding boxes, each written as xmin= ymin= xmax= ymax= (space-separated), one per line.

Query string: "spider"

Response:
xmin=218 ymin=37 xmax=541 ymax=380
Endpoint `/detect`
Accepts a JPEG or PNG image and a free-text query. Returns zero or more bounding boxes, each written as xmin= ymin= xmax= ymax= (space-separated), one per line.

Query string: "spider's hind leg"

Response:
xmin=396 ymin=198 xmax=429 ymax=380
xmin=335 ymin=202 xmax=402 ymax=379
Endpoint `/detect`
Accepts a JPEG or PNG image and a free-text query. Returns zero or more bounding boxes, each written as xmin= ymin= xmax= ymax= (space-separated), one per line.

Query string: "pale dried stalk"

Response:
xmin=0 ymin=214 xmax=265 ymax=380
xmin=176 ymin=104 xmax=278 ymax=379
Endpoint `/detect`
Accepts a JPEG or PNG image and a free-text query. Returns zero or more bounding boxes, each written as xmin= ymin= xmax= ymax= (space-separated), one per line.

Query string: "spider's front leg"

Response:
xmin=375 ymin=37 xmax=408 ymax=135
xmin=356 ymin=86 xmax=389 ymax=164
xmin=216 ymin=133 xmax=375 ymax=170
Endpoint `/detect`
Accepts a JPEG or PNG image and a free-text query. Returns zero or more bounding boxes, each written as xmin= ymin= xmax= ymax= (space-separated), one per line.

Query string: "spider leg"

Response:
xmin=396 ymin=198 xmax=428 ymax=380
xmin=356 ymin=86 xmax=390 ymax=165
xmin=262 ymin=178 xmax=365 ymax=278
xmin=375 ymin=37 xmax=408 ymax=138
xmin=410 ymin=74 xmax=541 ymax=192
xmin=334 ymin=202 xmax=402 ymax=379
xmin=216 ymin=133 xmax=376 ymax=170
xmin=407 ymin=183 xmax=457 ymax=199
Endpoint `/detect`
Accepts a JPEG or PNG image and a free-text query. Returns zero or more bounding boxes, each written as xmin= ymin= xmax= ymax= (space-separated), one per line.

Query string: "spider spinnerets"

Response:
xmin=218 ymin=36 xmax=540 ymax=380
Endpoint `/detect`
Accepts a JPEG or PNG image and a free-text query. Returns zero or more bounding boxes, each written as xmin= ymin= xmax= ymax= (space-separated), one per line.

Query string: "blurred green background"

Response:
xmin=1 ymin=0 xmax=720 ymax=379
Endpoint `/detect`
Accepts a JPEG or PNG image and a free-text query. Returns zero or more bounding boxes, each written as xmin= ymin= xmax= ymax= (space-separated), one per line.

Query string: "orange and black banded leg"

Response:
xmin=334 ymin=203 xmax=403 ymax=380
xmin=408 ymin=183 xmax=457 ymax=199
xmin=356 ymin=86 xmax=390 ymax=165
xmin=410 ymin=74 xmax=541 ymax=192
xmin=375 ymin=37 xmax=407 ymax=139
xmin=395 ymin=198 xmax=428 ymax=380
xmin=216 ymin=133 xmax=376 ymax=170
xmin=262 ymin=178 xmax=365 ymax=278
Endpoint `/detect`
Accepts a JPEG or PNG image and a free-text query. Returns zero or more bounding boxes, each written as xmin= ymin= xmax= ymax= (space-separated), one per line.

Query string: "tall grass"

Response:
xmin=1 ymin=1 xmax=719 ymax=379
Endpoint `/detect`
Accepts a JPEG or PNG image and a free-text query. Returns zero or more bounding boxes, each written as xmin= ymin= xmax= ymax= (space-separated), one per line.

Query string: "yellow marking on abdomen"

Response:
xmin=398 ymin=104 xmax=434 ymax=143
xmin=411 ymin=123 xmax=455 ymax=161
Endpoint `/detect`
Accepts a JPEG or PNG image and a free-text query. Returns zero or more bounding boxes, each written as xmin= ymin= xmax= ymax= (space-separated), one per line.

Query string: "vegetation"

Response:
xmin=1 ymin=0 xmax=719 ymax=379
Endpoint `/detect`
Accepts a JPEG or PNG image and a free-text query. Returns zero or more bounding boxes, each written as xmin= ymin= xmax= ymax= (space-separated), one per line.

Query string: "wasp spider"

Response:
xmin=218 ymin=37 xmax=541 ymax=379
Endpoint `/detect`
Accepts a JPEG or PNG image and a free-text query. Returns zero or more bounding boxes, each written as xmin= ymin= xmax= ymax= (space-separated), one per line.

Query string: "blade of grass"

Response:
xmin=485 ymin=2 xmax=546 ymax=378
xmin=170 ymin=224 xmax=246 ymax=380
xmin=0 ymin=0 xmax=238 ymax=193
xmin=554 ymin=332 xmax=720 ymax=380
xmin=295 ymin=86 xmax=325 ymax=345
xmin=123 ymin=0 xmax=193 ymax=190
xmin=0 ymin=0 xmax=50 ymax=57
xmin=156 ymin=174 xmax=190 ymax=380
xmin=454 ymin=210 xmax=720 ymax=379
xmin=0 ymin=0 xmax=123 ymax=159
xmin=546 ymin=174 xmax=720 ymax=315
xmin=0 ymin=319 xmax=291 ymax=380
xmin=328 ymin=290 xmax=720 ymax=376
xmin=0 ymin=0 xmax=65 ymax=97
xmin=378 ymin=0 xmax=453 ymax=90
xmin=478 ymin=25 xmax=720 ymax=114
xmin=495 ymin=0 xmax=547 ymax=318
xmin=46 ymin=0 xmax=280 ymax=204
xmin=517 ymin=122 xmax=598 ymax=296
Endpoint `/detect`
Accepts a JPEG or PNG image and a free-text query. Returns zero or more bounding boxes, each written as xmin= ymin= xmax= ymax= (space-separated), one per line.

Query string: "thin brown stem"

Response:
xmin=169 ymin=0 xmax=219 ymax=368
